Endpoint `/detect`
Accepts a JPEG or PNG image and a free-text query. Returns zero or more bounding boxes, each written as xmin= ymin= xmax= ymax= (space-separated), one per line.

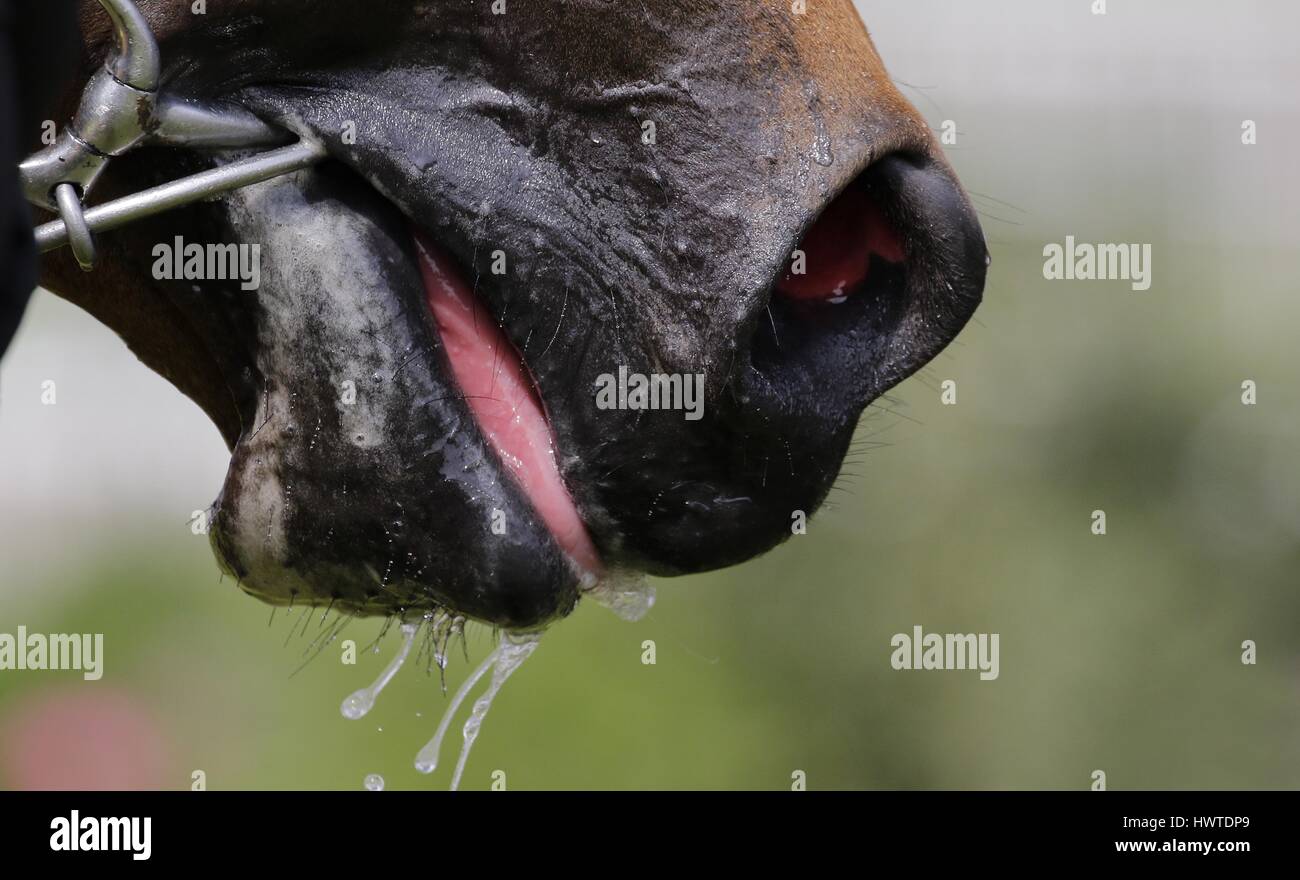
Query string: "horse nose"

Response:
xmin=740 ymin=151 xmax=987 ymax=441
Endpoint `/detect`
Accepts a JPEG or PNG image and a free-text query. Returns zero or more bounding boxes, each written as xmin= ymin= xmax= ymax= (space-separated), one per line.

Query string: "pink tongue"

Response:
xmin=414 ymin=232 xmax=601 ymax=578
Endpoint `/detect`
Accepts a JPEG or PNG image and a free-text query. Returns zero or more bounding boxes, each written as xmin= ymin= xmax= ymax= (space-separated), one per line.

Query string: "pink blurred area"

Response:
xmin=0 ymin=687 xmax=173 ymax=790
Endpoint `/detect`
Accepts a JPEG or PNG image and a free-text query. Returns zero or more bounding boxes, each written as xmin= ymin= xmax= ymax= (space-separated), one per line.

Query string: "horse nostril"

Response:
xmin=744 ymin=151 xmax=985 ymax=441
xmin=775 ymin=174 xmax=906 ymax=305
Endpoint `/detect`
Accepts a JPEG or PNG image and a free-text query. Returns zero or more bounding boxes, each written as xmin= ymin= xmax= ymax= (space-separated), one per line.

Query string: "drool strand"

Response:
xmin=414 ymin=644 xmax=498 ymax=775
xmin=449 ymin=631 xmax=541 ymax=791
xmin=340 ymin=622 xmax=418 ymax=720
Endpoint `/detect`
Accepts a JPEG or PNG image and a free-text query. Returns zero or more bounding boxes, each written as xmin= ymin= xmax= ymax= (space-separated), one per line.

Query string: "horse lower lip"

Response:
xmin=412 ymin=229 xmax=602 ymax=579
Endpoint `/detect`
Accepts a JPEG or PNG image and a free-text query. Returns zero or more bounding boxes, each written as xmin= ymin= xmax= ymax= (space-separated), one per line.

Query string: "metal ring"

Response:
xmin=54 ymin=183 xmax=97 ymax=271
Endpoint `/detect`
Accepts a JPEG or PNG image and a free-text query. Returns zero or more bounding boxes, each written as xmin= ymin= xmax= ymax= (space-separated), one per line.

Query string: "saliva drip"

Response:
xmin=413 ymin=649 xmax=496 ymax=775
xmin=449 ymin=631 xmax=540 ymax=791
xmin=338 ymin=616 xmax=543 ymax=790
xmin=584 ymin=569 xmax=656 ymax=622
xmin=414 ymin=629 xmax=541 ymax=791
xmin=340 ymin=622 xmax=417 ymax=720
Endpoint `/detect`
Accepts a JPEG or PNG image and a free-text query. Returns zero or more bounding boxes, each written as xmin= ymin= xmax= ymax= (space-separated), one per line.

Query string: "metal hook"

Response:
xmin=97 ymin=0 xmax=161 ymax=91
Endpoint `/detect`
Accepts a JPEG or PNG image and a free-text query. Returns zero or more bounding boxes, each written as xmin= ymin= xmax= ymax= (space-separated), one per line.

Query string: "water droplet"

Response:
xmin=811 ymin=109 xmax=834 ymax=167
xmin=813 ymin=133 xmax=834 ymax=167
xmin=364 ymin=773 xmax=385 ymax=791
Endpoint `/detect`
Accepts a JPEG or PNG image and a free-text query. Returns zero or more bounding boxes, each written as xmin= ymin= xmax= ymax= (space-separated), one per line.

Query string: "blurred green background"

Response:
xmin=2 ymin=0 xmax=1298 ymax=789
